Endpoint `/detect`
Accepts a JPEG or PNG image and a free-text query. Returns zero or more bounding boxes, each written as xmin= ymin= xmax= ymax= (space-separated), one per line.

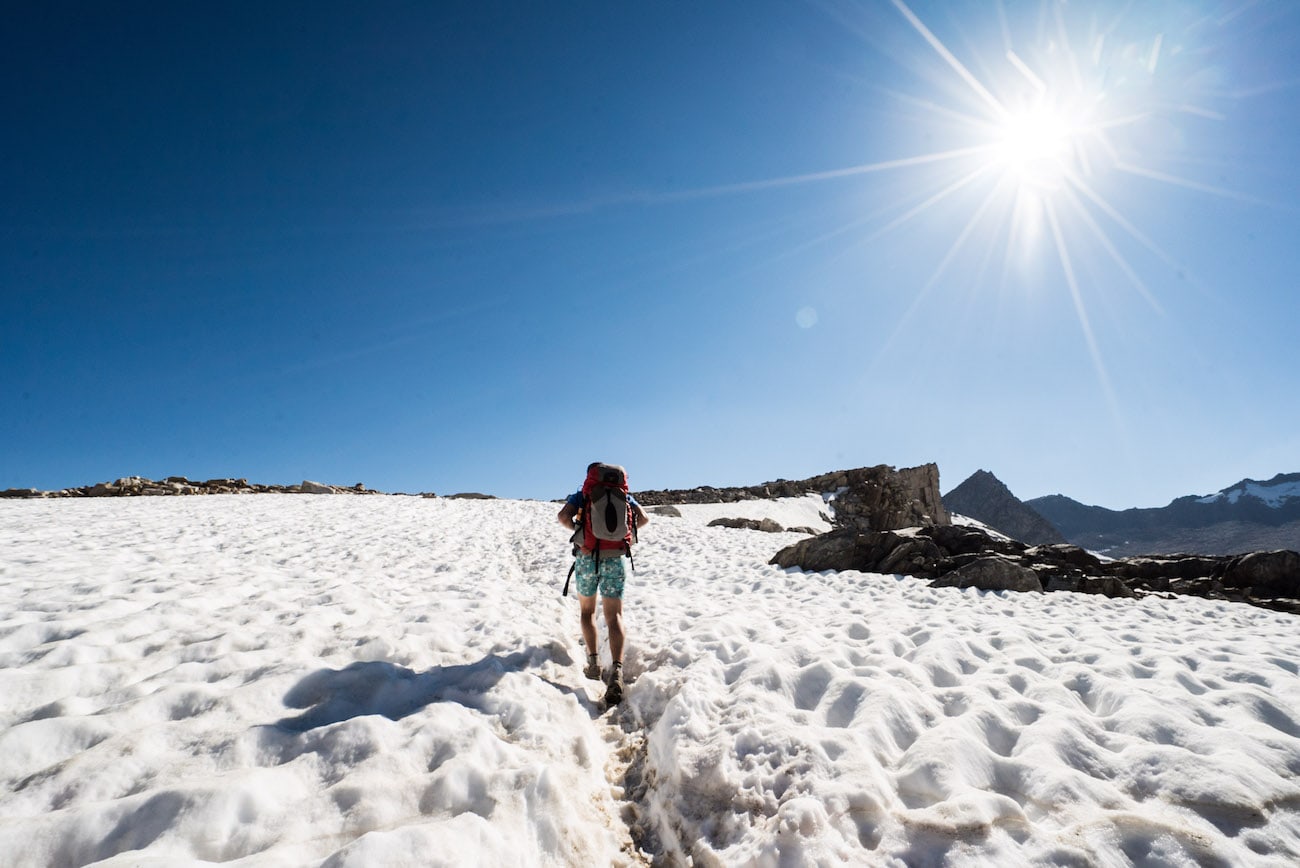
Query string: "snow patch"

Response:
xmin=1198 ymin=479 xmax=1300 ymax=508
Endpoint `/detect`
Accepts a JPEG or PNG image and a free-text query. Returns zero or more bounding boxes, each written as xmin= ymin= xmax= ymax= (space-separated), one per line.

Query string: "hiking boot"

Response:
xmin=604 ymin=665 xmax=624 ymax=706
xmin=583 ymin=656 xmax=602 ymax=681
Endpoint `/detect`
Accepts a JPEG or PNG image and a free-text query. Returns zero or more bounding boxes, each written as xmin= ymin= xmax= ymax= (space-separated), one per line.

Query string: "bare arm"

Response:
xmin=558 ymin=502 xmax=579 ymax=531
xmin=632 ymin=504 xmax=650 ymax=529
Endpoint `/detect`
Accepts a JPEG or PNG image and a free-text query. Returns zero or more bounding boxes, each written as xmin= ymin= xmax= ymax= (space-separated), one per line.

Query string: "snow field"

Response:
xmin=2 ymin=495 xmax=1300 ymax=866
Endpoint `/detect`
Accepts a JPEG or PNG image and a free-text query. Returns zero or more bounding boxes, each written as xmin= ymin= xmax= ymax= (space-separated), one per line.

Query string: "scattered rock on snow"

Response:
xmin=708 ymin=517 xmax=786 ymax=533
xmin=771 ymin=522 xmax=1299 ymax=613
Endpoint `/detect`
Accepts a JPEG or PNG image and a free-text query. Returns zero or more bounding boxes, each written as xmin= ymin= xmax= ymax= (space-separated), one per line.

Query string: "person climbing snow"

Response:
xmin=558 ymin=462 xmax=649 ymax=706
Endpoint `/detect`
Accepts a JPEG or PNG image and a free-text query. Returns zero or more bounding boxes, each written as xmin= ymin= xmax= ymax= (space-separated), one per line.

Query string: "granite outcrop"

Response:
xmin=771 ymin=524 xmax=1300 ymax=615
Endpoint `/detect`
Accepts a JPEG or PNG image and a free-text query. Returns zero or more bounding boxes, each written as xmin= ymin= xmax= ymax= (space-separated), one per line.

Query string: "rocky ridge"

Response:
xmin=1029 ymin=472 xmax=1300 ymax=556
xmin=1 ymin=476 xmax=392 ymax=498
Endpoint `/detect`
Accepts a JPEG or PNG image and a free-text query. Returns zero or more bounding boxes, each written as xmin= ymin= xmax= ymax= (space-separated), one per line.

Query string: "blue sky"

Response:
xmin=3 ymin=1 xmax=1297 ymax=508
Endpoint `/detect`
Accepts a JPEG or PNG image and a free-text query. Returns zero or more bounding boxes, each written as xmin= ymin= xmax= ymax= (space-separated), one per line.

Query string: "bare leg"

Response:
xmin=603 ymin=596 xmax=625 ymax=664
xmin=579 ymin=594 xmax=599 ymax=655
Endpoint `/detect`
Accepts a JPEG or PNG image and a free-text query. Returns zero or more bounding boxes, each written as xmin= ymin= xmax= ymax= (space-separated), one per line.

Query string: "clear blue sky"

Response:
xmin=3 ymin=1 xmax=1298 ymax=508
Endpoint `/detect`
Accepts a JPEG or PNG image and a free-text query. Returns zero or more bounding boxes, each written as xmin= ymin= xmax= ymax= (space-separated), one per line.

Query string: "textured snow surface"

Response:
xmin=3 ymin=495 xmax=1300 ymax=866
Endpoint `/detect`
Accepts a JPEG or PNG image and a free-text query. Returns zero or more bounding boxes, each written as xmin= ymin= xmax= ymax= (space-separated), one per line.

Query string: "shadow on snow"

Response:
xmin=277 ymin=650 xmax=537 ymax=732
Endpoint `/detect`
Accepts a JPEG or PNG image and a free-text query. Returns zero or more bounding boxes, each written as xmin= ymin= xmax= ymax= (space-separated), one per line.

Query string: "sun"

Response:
xmin=991 ymin=102 xmax=1078 ymax=192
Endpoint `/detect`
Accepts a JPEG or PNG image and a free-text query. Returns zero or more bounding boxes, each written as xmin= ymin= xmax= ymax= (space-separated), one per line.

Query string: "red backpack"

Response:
xmin=579 ymin=463 xmax=635 ymax=551
xmin=563 ymin=463 xmax=637 ymax=596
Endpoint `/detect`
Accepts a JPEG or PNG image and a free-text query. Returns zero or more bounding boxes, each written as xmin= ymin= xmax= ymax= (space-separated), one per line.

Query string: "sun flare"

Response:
xmin=843 ymin=0 xmax=1242 ymax=417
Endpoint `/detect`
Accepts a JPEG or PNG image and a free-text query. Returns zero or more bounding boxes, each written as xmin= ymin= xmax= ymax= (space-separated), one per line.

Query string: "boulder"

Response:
xmin=1042 ymin=574 xmax=1134 ymax=598
xmin=925 ymin=524 xmax=1025 ymax=557
xmin=1078 ymin=576 xmax=1137 ymax=598
xmin=1222 ymin=550 xmax=1300 ymax=597
xmin=649 ymin=505 xmax=682 ymax=517
xmin=771 ymin=529 xmax=944 ymax=576
xmin=932 ymin=557 xmax=1043 ymax=593
xmin=300 ymin=480 xmax=335 ymax=495
xmin=708 ymin=517 xmax=785 ymax=533
xmin=1170 ymin=577 xmax=1225 ymax=598
xmin=1104 ymin=555 xmax=1225 ymax=582
xmin=1025 ymin=544 xmax=1104 ymax=571
xmin=875 ymin=536 xmax=946 ymax=577
xmin=771 ymin=529 xmax=873 ymax=572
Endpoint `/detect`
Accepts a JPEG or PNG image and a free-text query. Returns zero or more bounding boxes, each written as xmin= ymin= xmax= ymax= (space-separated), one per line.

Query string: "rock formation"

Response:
xmin=771 ymin=524 xmax=1300 ymax=614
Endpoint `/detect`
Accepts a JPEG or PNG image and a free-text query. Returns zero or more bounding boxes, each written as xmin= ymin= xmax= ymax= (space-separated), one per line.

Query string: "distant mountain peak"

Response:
xmin=942 ymin=470 xmax=1066 ymax=546
xmin=1029 ymin=471 xmax=1300 ymax=556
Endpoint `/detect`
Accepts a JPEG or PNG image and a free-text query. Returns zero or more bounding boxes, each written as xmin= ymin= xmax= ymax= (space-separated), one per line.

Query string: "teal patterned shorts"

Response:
xmin=574 ymin=551 xmax=626 ymax=599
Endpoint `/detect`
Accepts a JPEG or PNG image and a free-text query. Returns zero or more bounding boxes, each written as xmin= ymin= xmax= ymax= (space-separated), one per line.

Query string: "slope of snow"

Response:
xmin=2 ymin=495 xmax=1300 ymax=866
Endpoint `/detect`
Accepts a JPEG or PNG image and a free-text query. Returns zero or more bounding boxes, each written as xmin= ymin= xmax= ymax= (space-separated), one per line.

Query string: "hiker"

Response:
xmin=558 ymin=462 xmax=649 ymax=705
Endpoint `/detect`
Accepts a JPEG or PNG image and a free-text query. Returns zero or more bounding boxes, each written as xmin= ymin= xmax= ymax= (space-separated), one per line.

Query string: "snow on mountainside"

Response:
xmin=1030 ymin=472 xmax=1300 ymax=557
xmin=1198 ymin=473 xmax=1300 ymax=508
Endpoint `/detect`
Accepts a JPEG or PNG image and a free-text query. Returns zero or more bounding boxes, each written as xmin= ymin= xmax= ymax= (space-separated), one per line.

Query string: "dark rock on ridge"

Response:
xmin=1 ymin=476 xmax=386 ymax=498
xmin=771 ymin=524 xmax=1299 ymax=614
xmin=942 ymin=469 xmax=1065 ymax=545
xmin=635 ymin=464 xmax=949 ymax=532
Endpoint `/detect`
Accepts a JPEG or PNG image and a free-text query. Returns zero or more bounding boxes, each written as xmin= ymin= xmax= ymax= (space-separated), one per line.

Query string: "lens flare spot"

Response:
xmin=796 ymin=307 xmax=819 ymax=329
